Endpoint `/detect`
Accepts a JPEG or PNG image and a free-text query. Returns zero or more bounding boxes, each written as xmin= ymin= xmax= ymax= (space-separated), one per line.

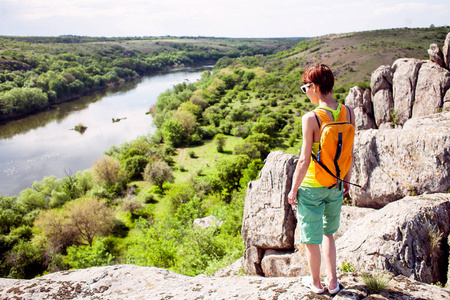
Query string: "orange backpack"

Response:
xmin=312 ymin=105 xmax=360 ymax=190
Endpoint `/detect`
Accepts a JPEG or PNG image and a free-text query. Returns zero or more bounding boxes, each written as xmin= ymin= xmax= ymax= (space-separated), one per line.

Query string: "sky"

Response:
xmin=0 ymin=0 xmax=449 ymax=38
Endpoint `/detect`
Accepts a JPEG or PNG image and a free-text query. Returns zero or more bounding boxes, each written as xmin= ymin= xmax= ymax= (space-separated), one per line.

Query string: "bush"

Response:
xmin=64 ymin=238 xmax=114 ymax=269
xmin=214 ymin=133 xmax=227 ymax=153
xmin=143 ymin=160 xmax=174 ymax=190
xmin=124 ymin=155 xmax=149 ymax=181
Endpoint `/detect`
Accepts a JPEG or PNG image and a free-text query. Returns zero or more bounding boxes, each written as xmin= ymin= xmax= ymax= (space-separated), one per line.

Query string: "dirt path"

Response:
xmin=178 ymin=148 xmax=186 ymax=164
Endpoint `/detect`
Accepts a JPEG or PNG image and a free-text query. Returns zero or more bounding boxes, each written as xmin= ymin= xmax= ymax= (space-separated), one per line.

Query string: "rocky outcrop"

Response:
xmin=1 ymin=265 xmax=449 ymax=300
xmin=391 ymin=58 xmax=422 ymax=125
xmin=337 ymin=194 xmax=450 ymax=284
xmin=349 ymin=112 xmax=450 ymax=208
xmin=241 ymin=151 xmax=297 ymax=275
xmin=345 ymin=32 xmax=450 ymax=128
xmin=444 ymin=32 xmax=450 ymax=69
xmin=428 ymin=43 xmax=445 ymax=68
xmin=412 ymin=61 xmax=450 ymax=117
xmin=344 ymin=87 xmax=377 ymax=130
xmin=370 ymin=65 xmax=394 ymax=128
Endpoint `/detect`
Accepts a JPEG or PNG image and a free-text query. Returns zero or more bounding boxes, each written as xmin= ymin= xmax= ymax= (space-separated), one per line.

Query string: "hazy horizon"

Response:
xmin=1 ymin=0 xmax=449 ymax=38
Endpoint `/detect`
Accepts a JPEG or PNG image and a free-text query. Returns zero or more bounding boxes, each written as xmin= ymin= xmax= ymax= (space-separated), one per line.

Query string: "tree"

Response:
xmin=214 ymin=133 xmax=227 ymax=152
xmin=92 ymin=156 xmax=123 ymax=186
xmin=216 ymin=155 xmax=251 ymax=198
xmin=161 ymin=118 xmax=184 ymax=147
xmin=123 ymin=155 xmax=149 ymax=181
xmin=35 ymin=197 xmax=115 ymax=248
xmin=143 ymin=160 xmax=174 ymax=190
xmin=172 ymin=110 xmax=197 ymax=136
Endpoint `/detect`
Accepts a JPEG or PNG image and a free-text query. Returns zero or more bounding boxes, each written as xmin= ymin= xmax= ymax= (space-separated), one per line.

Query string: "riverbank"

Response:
xmin=0 ymin=62 xmax=214 ymax=125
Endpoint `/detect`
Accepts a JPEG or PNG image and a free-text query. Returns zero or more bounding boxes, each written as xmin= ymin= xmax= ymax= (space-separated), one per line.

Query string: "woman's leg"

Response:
xmin=323 ymin=234 xmax=338 ymax=290
xmin=305 ymin=244 xmax=323 ymax=289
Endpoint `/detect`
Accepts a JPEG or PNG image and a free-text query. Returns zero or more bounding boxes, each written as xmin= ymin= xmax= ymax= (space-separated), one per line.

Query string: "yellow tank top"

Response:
xmin=301 ymin=142 xmax=324 ymax=187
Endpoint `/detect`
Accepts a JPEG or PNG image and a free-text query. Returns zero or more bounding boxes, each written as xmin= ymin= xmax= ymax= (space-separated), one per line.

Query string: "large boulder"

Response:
xmin=444 ymin=32 xmax=450 ymax=69
xmin=337 ymin=193 xmax=450 ymax=284
xmin=428 ymin=43 xmax=445 ymax=68
xmin=370 ymin=65 xmax=393 ymax=94
xmin=241 ymin=151 xmax=297 ymax=275
xmin=391 ymin=58 xmax=422 ymax=126
xmin=345 ymin=86 xmax=377 ymax=130
xmin=412 ymin=61 xmax=450 ymax=118
xmin=349 ymin=112 xmax=450 ymax=208
xmin=371 ymin=65 xmax=394 ymax=128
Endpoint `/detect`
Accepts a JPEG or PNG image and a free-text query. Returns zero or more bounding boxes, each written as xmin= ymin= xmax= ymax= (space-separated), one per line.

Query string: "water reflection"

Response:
xmin=0 ymin=67 xmax=209 ymax=196
xmin=0 ymin=79 xmax=143 ymax=139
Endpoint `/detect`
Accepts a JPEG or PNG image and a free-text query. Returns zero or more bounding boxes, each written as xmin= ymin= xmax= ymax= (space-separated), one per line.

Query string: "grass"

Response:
xmin=172 ymin=136 xmax=245 ymax=182
xmin=362 ymin=272 xmax=391 ymax=294
xmin=277 ymin=26 xmax=450 ymax=88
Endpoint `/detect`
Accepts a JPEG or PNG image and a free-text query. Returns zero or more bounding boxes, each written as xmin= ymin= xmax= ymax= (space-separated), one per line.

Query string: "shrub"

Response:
xmin=64 ymin=238 xmax=114 ymax=269
xmin=214 ymin=133 xmax=227 ymax=153
xmin=143 ymin=160 xmax=174 ymax=190
xmin=124 ymin=155 xmax=149 ymax=181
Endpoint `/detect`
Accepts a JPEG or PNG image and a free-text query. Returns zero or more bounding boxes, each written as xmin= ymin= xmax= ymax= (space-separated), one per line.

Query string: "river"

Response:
xmin=0 ymin=66 xmax=211 ymax=196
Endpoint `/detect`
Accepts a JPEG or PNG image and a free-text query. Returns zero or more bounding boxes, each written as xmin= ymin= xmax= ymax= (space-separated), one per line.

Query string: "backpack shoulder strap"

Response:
xmin=337 ymin=104 xmax=348 ymax=122
xmin=313 ymin=108 xmax=331 ymax=123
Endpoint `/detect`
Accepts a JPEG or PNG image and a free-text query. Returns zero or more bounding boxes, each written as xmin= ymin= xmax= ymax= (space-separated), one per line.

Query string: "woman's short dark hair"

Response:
xmin=302 ymin=64 xmax=335 ymax=95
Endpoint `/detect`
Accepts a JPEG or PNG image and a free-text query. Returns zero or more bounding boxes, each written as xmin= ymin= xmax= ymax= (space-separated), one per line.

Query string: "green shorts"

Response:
xmin=296 ymin=186 xmax=343 ymax=244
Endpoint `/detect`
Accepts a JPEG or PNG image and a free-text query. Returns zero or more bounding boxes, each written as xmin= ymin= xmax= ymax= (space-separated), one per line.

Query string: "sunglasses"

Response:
xmin=300 ymin=83 xmax=311 ymax=93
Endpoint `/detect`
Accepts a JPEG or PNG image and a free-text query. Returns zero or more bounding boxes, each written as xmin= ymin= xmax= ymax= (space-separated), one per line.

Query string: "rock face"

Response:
xmin=337 ymin=194 xmax=450 ymax=284
xmin=444 ymin=32 xmax=450 ymax=69
xmin=370 ymin=65 xmax=394 ymax=128
xmin=391 ymin=58 xmax=422 ymax=125
xmin=428 ymin=43 xmax=445 ymax=68
xmin=241 ymin=151 xmax=297 ymax=275
xmin=344 ymin=87 xmax=377 ymax=130
xmin=412 ymin=61 xmax=450 ymax=117
xmin=1 ymin=265 xmax=449 ymax=300
xmin=445 ymin=88 xmax=450 ymax=112
xmin=349 ymin=112 xmax=450 ymax=208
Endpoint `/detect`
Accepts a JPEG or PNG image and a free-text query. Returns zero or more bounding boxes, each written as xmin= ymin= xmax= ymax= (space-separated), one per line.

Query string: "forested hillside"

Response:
xmin=1 ymin=27 xmax=448 ymax=280
xmin=0 ymin=35 xmax=302 ymax=121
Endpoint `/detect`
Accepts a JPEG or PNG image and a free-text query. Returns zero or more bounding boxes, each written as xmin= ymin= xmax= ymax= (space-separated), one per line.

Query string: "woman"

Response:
xmin=287 ymin=64 xmax=355 ymax=295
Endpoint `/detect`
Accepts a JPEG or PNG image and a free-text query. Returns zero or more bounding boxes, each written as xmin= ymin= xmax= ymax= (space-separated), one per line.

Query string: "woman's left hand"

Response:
xmin=287 ymin=190 xmax=297 ymax=205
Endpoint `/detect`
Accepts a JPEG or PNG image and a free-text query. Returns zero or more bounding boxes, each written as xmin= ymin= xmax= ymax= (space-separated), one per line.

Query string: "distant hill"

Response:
xmin=267 ymin=26 xmax=450 ymax=88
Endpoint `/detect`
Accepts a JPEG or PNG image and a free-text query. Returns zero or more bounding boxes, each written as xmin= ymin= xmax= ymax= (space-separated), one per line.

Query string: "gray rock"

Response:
xmin=444 ymin=88 xmax=450 ymax=112
xmin=345 ymin=87 xmax=377 ymax=130
xmin=260 ymin=249 xmax=308 ymax=277
xmin=372 ymin=89 xmax=393 ymax=128
xmin=1 ymin=265 xmax=449 ymax=299
xmin=243 ymin=246 xmax=264 ymax=276
xmin=211 ymin=258 xmax=243 ymax=277
xmin=391 ymin=58 xmax=422 ymax=125
xmin=428 ymin=43 xmax=445 ymax=68
xmin=241 ymin=151 xmax=297 ymax=274
xmin=193 ymin=216 xmax=223 ymax=229
xmin=349 ymin=112 xmax=450 ymax=208
xmin=444 ymin=32 xmax=450 ymax=69
xmin=370 ymin=65 xmax=393 ymax=94
xmin=412 ymin=61 xmax=450 ymax=117
xmin=334 ymin=205 xmax=376 ymax=240
xmin=337 ymin=194 xmax=450 ymax=284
